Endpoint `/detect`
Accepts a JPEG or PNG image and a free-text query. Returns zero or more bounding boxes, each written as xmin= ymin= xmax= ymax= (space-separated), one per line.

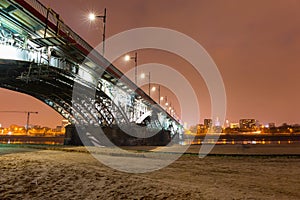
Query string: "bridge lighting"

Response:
xmin=124 ymin=55 xmax=131 ymax=61
xmin=88 ymin=13 xmax=96 ymax=21
xmin=140 ymin=73 xmax=146 ymax=79
xmin=0 ymin=45 xmax=26 ymax=61
xmin=87 ymin=8 xmax=107 ymax=55
xmin=124 ymin=53 xmax=138 ymax=84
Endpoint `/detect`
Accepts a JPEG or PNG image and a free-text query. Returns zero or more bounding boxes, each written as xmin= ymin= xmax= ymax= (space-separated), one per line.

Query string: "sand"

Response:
xmin=0 ymin=145 xmax=300 ymax=199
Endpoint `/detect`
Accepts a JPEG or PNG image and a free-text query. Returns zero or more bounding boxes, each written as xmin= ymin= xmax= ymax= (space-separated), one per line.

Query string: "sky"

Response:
xmin=1 ymin=0 xmax=300 ymax=127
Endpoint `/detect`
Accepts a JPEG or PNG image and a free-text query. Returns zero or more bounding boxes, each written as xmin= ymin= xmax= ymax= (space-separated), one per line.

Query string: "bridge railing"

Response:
xmin=23 ymin=0 xmax=93 ymax=54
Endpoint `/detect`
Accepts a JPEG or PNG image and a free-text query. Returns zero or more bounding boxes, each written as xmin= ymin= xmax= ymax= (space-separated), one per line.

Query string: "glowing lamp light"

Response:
xmin=124 ymin=55 xmax=131 ymax=61
xmin=140 ymin=73 xmax=146 ymax=79
xmin=151 ymin=86 xmax=156 ymax=92
xmin=89 ymin=13 xmax=96 ymax=21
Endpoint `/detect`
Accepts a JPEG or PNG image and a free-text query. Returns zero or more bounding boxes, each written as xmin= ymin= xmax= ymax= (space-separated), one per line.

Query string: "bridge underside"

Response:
xmin=0 ymin=59 xmax=174 ymax=146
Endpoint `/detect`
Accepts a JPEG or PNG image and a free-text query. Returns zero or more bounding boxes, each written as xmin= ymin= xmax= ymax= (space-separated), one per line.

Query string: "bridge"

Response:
xmin=0 ymin=0 xmax=183 ymax=145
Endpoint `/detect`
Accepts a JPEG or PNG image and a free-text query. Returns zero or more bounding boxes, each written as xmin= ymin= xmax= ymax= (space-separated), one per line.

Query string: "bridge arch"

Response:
xmin=0 ymin=0 xmax=183 ymax=145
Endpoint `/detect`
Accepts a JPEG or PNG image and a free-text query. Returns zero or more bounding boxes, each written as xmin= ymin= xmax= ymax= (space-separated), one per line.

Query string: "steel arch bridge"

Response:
xmin=0 ymin=0 xmax=183 ymax=145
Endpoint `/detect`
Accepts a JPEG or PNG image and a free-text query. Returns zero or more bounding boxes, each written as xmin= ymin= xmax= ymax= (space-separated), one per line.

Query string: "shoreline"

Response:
xmin=1 ymin=142 xmax=300 ymax=156
xmin=1 ymin=144 xmax=300 ymax=199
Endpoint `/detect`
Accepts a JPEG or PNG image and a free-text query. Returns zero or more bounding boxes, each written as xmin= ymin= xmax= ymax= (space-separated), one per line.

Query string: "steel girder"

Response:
xmin=0 ymin=60 xmax=130 ymax=127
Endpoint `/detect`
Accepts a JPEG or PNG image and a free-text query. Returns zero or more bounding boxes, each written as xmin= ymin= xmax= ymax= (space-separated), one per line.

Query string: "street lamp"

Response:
xmin=139 ymin=73 xmax=161 ymax=102
xmin=158 ymin=85 xmax=161 ymax=104
xmin=88 ymin=13 xmax=96 ymax=21
xmin=88 ymin=8 xmax=107 ymax=55
xmin=151 ymin=85 xmax=162 ymax=104
xmin=164 ymin=96 xmax=168 ymax=108
xmin=124 ymin=52 xmax=138 ymax=84
xmin=140 ymin=72 xmax=152 ymax=96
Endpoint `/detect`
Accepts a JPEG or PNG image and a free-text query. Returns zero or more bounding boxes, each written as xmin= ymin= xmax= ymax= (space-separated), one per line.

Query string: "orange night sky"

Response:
xmin=1 ymin=0 xmax=300 ymax=127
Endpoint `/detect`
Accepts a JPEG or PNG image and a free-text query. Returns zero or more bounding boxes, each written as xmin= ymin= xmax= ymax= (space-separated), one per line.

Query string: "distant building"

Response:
xmin=239 ymin=119 xmax=257 ymax=129
xmin=204 ymin=119 xmax=212 ymax=128
xmin=196 ymin=124 xmax=206 ymax=134
xmin=268 ymin=123 xmax=276 ymax=128
xmin=183 ymin=122 xmax=188 ymax=129
xmin=230 ymin=123 xmax=239 ymax=129
xmin=225 ymin=120 xmax=230 ymax=128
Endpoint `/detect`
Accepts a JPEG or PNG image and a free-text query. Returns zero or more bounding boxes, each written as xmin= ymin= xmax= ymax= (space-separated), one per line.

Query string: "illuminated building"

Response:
xmin=204 ymin=119 xmax=212 ymax=128
xmin=230 ymin=123 xmax=239 ymax=129
xmin=239 ymin=119 xmax=257 ymax=129
xmin=268 ymin=123 xmax=276 ymax=128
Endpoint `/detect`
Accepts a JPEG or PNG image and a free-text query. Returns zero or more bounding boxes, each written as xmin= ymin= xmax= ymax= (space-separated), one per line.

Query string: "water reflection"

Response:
xmin=183 ymin=138 xmax=299 ymax=145
xmin=1 ymin=135 xmax=298 ymax=146
xmin=0 ymin=136 xmax=64 ymax=145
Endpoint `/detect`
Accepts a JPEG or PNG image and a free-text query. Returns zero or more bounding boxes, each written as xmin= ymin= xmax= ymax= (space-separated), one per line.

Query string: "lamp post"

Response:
xmin=164 ymin=96 xmax=168 ymax=109
xmin=150 ymin=85 xmax=162 ymax=104
xmin=125 ymin=52 xmax=138 ymax=84
xmin=89 ymin=8 xmax=107 ymax=55
xmin=158 ymin=85 xmax=161 ymax=104
xmin=141 ymin=72 xmax=156 ymax=97
xmin=148 ymin=72 xmax=151 ymax=96
xmin=124 ymin=52 xmax=138 ymax=121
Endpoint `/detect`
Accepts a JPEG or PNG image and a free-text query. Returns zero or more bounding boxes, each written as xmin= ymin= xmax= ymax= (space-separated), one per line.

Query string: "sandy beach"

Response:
xmin=1 ymin=144 xmax=300 ymax=199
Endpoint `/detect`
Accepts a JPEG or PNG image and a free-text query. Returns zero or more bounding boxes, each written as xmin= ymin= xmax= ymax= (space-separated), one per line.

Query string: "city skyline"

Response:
xmin=1 ymin=0 xmax=300 ymax=126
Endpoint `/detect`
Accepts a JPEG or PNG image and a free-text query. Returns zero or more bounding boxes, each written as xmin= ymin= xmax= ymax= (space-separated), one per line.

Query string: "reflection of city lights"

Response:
xmin=8 ymin=131 xmax=12 ymax=135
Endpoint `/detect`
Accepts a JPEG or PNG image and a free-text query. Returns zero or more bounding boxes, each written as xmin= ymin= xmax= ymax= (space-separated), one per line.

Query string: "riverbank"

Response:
xmin=0 ymin=144 xmax=300 ymax=199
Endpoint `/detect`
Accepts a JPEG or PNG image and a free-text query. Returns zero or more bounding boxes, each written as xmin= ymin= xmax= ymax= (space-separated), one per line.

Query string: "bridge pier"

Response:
xmin=64 ymin=124 xmax=172 ymax=146
xmin=64 ymin=125 xmax=83 ymax=146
